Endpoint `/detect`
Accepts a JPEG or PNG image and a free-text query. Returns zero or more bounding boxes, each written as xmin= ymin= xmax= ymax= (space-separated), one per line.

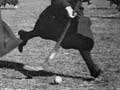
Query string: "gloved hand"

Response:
xmin=65 ymin=6 xmax=77 ymax=18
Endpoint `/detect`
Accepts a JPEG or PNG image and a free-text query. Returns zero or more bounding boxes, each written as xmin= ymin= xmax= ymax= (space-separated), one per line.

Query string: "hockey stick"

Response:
xmin=44 ymin=1 xmax=81 ymax=63
xmin=44 ymin=19 xmax=71 ymax=63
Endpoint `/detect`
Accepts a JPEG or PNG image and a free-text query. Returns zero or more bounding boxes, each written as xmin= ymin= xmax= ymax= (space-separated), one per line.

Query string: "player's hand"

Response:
xmin=65 ymin=6 xmax=77 ymax=18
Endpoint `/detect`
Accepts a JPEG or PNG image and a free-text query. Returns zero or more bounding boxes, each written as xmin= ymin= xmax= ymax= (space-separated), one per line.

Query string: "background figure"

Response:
xmin=18 ymin=0 xmax=101 ymax=79
xmin=0 ymin=0 xmax=22 ymax=57
xmin=0 ymin=0 xmax=18 ymax=7
xmin=107 ymin=0 xmax=120 ymax=11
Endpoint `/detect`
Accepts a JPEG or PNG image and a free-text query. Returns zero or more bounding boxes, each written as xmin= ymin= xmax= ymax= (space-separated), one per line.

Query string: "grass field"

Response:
xmin=0 ymin=0 xmax=120 ymax=90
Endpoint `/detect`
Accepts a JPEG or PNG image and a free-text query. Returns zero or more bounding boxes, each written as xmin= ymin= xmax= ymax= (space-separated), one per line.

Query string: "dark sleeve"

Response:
xmin=54 ymin=0 xmax=71 ymax=8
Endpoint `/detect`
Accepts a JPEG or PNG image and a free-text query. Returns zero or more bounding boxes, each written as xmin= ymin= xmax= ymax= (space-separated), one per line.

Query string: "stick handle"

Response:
xmin=53 ymin=0 xmax=81 ymax=52
xmin=54 ymin=20 xmax=71 ymax=51
xmin=44 ymin=1 xmax=81 ymax=62
xmin=45 ymin=20 xmax=71 ymax=62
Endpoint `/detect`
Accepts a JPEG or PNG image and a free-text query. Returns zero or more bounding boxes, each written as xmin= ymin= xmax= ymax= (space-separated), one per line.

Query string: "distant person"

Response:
xmin=0 ymin=0 xmax=18 ymax=7
xmin=107 ymin=0 xmax=120 ymax=11
xmin=18 ymin=0 xmax=102 ymax=79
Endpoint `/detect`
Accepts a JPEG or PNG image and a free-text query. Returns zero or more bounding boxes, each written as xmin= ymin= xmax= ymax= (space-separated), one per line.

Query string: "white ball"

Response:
xmin=54 ymin=76 xmax=62 ymax=84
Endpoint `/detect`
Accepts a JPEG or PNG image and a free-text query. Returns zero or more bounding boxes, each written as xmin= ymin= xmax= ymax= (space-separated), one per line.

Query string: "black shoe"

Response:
xmin=90 ymin=69 xmax=102 ymax=79
xmin=18 ymin=30 xmax=27 ymax=53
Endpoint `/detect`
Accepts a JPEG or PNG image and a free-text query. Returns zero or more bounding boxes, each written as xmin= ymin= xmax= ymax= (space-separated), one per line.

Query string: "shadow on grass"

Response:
xmin=0 ymin=60 xmax=94 ymax=81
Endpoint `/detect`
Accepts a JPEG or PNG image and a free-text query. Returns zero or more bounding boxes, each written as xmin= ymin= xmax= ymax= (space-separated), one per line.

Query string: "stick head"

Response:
xmin=49 ymin=52 xmax=57 ymax=60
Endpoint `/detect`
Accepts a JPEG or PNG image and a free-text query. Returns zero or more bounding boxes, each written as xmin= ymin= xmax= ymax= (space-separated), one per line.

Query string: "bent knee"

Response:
xmin=84 ymin=38 xmax=94 ymax=51
xmin=61 ymin=37 xmax=94 ymax=51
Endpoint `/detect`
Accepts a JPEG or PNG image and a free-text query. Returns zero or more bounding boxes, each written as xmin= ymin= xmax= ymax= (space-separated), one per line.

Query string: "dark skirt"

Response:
xmin=32 ymin=5 xmax=94 ymax=51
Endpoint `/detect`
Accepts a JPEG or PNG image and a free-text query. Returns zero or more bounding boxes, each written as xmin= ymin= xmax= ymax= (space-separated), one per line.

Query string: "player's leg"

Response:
xmin=61 ymin=34 xmax=101 ymax=78
xmin=18 ymin=20 xmax=41 ymax=53
xmin=18 ymin=6 xmax=55 ymax=52
xmin=79 ymin=50 xmax=101 ymax=78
